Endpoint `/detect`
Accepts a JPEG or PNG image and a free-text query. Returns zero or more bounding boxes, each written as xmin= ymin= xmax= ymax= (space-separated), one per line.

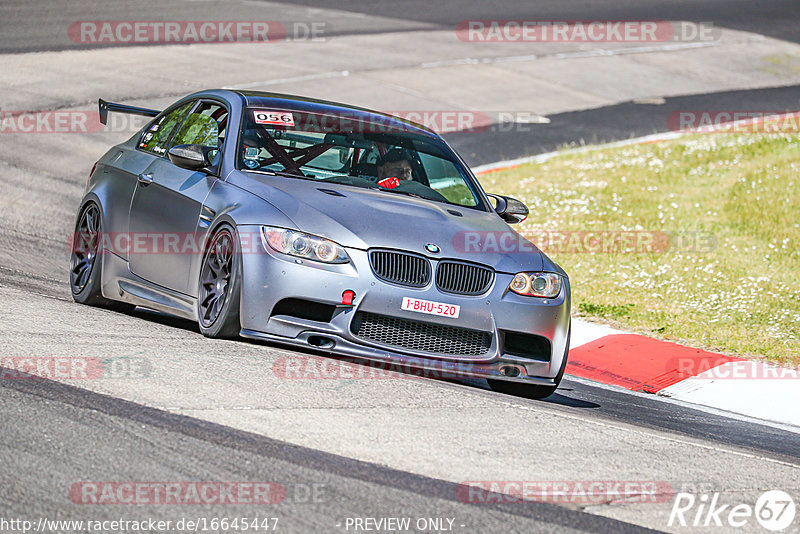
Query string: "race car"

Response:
xmin=70 ymin=89 xmax=571 ymax=398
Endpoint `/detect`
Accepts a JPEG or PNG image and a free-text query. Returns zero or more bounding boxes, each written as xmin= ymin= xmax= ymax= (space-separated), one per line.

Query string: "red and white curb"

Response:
xmin=568 ymin=319 xmax=800 ymax=428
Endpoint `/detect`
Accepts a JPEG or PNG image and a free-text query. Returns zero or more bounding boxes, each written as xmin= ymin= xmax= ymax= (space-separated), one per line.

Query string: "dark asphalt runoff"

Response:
xmin=447 ymin=84 xmax=800 ymax=166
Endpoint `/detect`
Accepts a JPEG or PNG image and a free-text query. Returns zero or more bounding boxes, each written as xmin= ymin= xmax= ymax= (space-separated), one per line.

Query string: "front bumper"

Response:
xmin=237 ymin=226 xmax=571 ymax=384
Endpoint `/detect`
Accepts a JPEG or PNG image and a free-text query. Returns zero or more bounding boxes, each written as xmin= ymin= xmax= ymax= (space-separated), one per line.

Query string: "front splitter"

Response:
xmin=239 ymin=328 xmax=557 ymax=385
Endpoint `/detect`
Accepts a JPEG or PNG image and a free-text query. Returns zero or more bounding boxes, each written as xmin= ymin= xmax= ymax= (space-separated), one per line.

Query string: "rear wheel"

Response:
xmin=197 ymin=225 xmax=242 ymax=339
xmin=489 ymin=325 xmax=571 ymax=399
xmin=70 ymin=202 xmax=134 ymax=312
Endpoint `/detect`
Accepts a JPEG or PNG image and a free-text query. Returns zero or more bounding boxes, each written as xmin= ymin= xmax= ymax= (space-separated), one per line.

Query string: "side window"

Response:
xmin=169 ymin=101 xmax=228 ymax=149
xmin=420 ymin=152 xmax=478 ymax=207
xmin=138 ymin=102 xmax=193 ymax=156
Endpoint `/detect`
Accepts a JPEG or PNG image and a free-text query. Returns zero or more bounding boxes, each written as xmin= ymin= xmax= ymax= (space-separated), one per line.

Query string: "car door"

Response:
xmin=128 ymin=99 xmax=229 ymax=295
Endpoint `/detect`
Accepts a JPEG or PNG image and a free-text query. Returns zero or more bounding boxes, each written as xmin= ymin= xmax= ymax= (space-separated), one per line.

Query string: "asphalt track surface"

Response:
xmin=448 ymin=84 xmax=800 ymax=166
xmin=2 ymin=0 xmax=800 ymax=53
xmin=5 ymin=0 xmax=800 ymax=166
xmin=1 ymin=377 xmax=648 ymax=534
xmin=2 ymin=2 xmax=800 ymax=533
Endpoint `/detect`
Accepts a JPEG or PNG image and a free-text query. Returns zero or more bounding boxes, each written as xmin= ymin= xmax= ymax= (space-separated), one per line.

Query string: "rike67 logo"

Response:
xmin=669 ymin=490 xmax=796 ymax=531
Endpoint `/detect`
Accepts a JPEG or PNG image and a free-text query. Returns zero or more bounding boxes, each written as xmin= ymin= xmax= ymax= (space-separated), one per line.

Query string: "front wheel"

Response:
xmin=197 ymin=225 xmax=242 ymax=339
xmin=489 ymin=325 xmax=571 ymax=399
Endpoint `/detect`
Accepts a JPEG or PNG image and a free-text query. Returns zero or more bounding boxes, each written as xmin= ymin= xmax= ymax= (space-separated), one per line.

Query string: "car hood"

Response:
xmin=230 ymin=171 xmax=545 ymax=273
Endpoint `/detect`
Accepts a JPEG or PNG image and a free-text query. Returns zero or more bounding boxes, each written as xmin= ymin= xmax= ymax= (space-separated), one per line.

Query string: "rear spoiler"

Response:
xmin=98 ymin=99 xmax=160 ymax=125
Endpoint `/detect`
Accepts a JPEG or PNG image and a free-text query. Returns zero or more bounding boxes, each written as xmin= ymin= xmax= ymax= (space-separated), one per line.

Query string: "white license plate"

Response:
xmin=401 ymin=297 xmax=460 ymax=318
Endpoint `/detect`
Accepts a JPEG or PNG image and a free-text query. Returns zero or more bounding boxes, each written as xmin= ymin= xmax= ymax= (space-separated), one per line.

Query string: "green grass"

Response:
xmin=435 ymin=182 xmax=477 ymax=206
xmin=480 ymin=130 xmax=800 ymax=365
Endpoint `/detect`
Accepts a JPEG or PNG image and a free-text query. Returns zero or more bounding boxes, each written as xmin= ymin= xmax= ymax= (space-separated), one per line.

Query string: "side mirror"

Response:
xmin=168 ymin=144 xmax=217 ymax=171
xmin=487 ymin=193 xmax=528 ymax=224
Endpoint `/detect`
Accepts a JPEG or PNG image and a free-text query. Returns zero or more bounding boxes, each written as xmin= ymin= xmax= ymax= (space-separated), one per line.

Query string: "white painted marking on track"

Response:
xmin=569 ymin=319 xmax=625 ymax=349
xmin=420 ymin=41 xmax=718 ymax=69
xmin=659 ymin=362 xmax=800 ymax=427
xmin=228 ymin=70 xmax=350 ymax=90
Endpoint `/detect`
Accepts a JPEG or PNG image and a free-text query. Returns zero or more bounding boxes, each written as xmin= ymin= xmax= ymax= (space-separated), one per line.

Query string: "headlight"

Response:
xmin=261 ymin=227 xmax=349 ymax=264
xmin=509 ymin=272 xmax=561 ymax=298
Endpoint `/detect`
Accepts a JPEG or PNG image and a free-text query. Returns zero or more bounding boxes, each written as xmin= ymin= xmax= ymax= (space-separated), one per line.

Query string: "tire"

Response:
xmin=70 ymin=201 xmax=134 ymax=312
xmin=197 ymin=224 xmax=242 ymax=339
xmin=489 ymin=324 xmax=571 ymax=399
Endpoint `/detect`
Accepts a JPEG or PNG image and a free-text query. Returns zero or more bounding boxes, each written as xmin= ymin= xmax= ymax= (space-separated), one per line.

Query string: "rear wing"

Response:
xmin=98 ymin=99 xmax=160 ymax=125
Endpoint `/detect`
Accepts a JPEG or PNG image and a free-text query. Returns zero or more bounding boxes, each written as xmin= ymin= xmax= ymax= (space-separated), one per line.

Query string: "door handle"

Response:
xmin=137 ymin=172 xmax=154 ymax=186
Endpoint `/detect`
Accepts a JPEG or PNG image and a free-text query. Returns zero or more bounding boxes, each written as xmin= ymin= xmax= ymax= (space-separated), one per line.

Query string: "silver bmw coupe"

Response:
xmin=70 ymin=90 xmax=571 ymax=398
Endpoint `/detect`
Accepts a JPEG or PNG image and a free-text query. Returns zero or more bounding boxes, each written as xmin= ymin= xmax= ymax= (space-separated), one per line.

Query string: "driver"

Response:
xmin=377 ymin=149 xmax=414 ymax=181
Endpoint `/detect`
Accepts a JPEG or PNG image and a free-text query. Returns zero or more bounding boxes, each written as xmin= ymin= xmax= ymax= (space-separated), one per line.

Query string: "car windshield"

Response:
xmin=237 ymin=108 xmax=485 ymax=208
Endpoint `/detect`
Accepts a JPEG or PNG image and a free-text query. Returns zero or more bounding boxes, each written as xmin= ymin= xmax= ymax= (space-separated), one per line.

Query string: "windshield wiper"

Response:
xmin=381 ymin=189 xmax=426 ymax=200
xmin=321 ymin=174 xmax=380 ymax=189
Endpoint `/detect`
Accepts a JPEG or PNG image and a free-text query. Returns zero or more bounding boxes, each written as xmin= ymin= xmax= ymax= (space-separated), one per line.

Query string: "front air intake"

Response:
xmin=351 ymin=312 xmax=492 ymax=356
